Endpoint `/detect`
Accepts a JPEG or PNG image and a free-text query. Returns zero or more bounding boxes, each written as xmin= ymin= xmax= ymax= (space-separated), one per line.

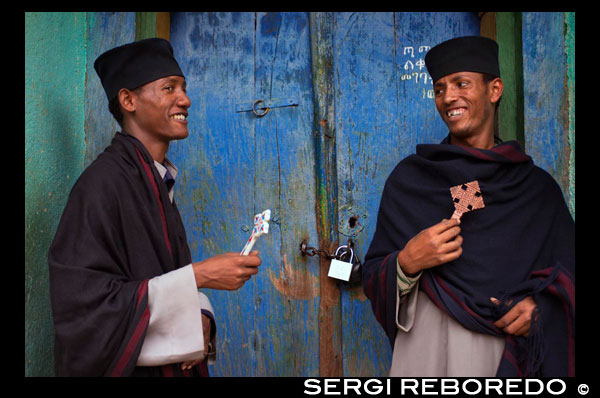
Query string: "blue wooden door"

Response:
xmin=167 ymin=12 xmax=479 ymax=376
xmin=169 ymin=12 xmax=320 ymax=376
xmin=332 ymin=12 xmax=480 ymax=376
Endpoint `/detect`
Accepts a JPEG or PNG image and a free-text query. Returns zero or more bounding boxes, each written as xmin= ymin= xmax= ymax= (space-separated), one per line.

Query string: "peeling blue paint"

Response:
xmin=522 ymin=12 xmax=574 ymax=218
xmin=26 ymin=11 xmax=575 ymax=377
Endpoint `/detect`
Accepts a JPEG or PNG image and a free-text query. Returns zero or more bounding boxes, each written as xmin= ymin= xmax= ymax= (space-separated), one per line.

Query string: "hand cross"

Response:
xmin=241 ymin=209 xmax=271 ymax=255
xmin=450 ymin=181 xmax=485 ymax=220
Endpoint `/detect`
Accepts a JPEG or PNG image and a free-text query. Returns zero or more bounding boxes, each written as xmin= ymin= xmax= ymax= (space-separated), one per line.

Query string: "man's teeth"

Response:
xmin=447 ymin=109 xmax=465 ymax=117
xmin=171 ymin=114 xmax=186 ymax=120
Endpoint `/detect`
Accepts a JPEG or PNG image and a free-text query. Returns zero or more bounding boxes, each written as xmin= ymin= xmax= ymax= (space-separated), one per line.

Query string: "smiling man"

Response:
xmin=362 ymin=36 xmax=574 ymax=377
xmin=433 ymin=71 xmax=502 ymax=149
xmin=48 ymin=38 xmax=262 ymax=377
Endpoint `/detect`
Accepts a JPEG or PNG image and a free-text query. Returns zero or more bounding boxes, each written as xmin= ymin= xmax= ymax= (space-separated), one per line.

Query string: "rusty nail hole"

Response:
xmin=348 ymin=216 xmax=358 ymax=228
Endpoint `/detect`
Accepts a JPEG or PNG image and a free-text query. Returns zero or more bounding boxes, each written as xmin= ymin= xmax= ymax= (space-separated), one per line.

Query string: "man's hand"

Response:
xmin=397 ymin=218 xmax=463 ymax=276
xmin=181 ymin=313 xmax=212 ymax=371
xmin=183 ymin=252 xmax=261 ymax=370
xmin=491 ymin=296 xmax=537 ymax=337
xmin=192 ymin=251 xmax=262 ymax=290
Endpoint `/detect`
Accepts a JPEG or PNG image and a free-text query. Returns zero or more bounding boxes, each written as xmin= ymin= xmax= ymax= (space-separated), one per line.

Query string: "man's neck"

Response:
xmin=448 ymin=132 xmax=495 ymax=150
xmin=123 ymin=128 xmax=169 ymax=163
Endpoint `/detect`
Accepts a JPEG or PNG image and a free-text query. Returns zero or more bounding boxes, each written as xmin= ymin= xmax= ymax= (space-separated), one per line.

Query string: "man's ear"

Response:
xmin=490 ymin=77 xmax=504 ymax=105
xmin=118 ymin=88 xmax=136 ymax=113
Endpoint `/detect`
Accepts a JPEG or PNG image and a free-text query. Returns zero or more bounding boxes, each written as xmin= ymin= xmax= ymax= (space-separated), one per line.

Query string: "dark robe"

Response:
xmin=362 ymin=136 xmax=575 ymax=377
xmin=48 ymin=132 xmax=208 ymax=377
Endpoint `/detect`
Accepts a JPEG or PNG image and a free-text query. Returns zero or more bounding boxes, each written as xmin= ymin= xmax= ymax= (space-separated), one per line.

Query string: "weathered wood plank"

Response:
xmin=522 ymin=12 xmax=574 ymax=214
xmin=333 ymin=12 xmax=480 ymax=376
xmin=309 ymin=12 xmax=344 ymax=377
xmin=495 ymin=12 xmax=525 ymax=145
xmin=169 ymin=12 xmax=320 ymax=376
xmin=253 ymin=11 xmax=320 ymax=376
xmin=25 ymin=11 xmax=88 ymax=377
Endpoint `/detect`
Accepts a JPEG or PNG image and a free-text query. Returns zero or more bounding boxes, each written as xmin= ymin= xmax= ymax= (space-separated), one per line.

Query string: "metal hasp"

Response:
xmin=300 ymin=239 xmax=356 ymax=261
xmin=235 ymin=97 xmax=298 ymax=117
xmin=300 ymin=239 xmax=362 ymax=286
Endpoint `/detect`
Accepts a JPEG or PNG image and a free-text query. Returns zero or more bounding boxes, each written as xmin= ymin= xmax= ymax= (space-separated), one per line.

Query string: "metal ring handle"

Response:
xmin=252 ymin=100 xmax=270 ymax=117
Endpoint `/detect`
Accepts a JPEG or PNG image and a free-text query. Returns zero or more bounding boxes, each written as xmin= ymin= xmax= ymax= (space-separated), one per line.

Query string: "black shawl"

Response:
xmin=363 ymin=137 xmax=574 ymax=377
xmin=48 ymin=132 xmax=207 ymax=376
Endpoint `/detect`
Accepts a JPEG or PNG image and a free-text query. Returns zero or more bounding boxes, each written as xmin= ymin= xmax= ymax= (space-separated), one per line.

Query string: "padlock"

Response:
xmin=327 ymin=246 xmax=354 ymax=281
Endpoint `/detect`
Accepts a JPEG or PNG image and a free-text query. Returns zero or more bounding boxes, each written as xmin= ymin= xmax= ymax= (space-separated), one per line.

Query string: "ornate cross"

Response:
xmin=241 ymin=209 xmax=271 ymax=255
xmin=450 ymin=181 xmax=485 ymax=220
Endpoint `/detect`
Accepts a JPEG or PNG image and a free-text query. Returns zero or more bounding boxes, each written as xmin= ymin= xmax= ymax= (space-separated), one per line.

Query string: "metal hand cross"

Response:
xmin=241 ymin=209 xmax=271 ymax=255
xmin=450 ymin=181 xmax=485 ymax=220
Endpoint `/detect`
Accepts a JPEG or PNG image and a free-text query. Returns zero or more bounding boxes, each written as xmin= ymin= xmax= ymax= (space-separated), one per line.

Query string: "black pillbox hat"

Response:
xmin=425 ymin=36 xmax=500 ymax=84
xmin=94 ymin=38 xmax=184 ymax=102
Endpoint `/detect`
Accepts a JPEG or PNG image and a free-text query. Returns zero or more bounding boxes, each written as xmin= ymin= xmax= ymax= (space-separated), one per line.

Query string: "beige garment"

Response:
xmin=138 ymin=264 xmax=216 ymax=366
xmin=390 ymin=285 xmax=505 ymax=377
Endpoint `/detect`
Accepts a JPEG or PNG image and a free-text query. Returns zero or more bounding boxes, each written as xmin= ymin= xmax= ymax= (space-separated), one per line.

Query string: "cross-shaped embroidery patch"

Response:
xmin=450 ymin=181 xmax=485 ymax=220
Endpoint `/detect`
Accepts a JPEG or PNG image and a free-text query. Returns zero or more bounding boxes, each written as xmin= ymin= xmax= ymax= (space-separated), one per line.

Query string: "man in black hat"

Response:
xmin=48 ymin=38 xmax=262 ymax=376
xmin=362 ymin=36 xmax=574 ymax=376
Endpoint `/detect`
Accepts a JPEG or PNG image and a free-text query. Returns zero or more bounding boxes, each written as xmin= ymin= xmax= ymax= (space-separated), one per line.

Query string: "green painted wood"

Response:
xmin=25 ymin=11 xmax=88 ymax=376
xmin=496 ymin=12 xmax=525 ymax=145
xmin=136 ymin=12 xmax=157 ymax=40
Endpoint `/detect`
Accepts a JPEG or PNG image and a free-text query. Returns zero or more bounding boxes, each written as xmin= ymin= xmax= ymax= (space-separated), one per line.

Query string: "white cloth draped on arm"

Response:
xmin=137 ymin=264 xmax=216 ymax=366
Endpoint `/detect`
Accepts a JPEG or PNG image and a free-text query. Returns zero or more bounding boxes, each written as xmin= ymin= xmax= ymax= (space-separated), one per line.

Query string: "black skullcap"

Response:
xmin=94 ymin=38 xmax=184 ymax=102
xmin=425 ymin=36 xmax=500 ymax=84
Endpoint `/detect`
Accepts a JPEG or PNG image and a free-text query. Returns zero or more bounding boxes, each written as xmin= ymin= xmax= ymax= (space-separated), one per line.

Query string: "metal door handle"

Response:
xmin=236 ymin=97 xmax=298 ymax=116
xmin=252 ymin=100 xmax=269 ymax=117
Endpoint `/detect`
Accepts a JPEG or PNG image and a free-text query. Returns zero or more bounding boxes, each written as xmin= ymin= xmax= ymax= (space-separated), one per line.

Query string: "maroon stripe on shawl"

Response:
xmin=135 ymin=148 xmax=173 ymax=257
xmin=547 ymin=284 xmax=575 ymax=376
xmin=460 ymin=142 xmax=530 ymax=163
xmin=420 ymin=275 xmax=446 ymax=312
xmin=503 ymin=336 xmax=524 ymax=376
xmin=531 ymin=266 xmax=575 ymax=375
xmin=554 ymin=271 xmax=575 ymax=310
xmin=528 ymin=266 xmax=575 ymax=376
xmin=365 ymin=254 xmax=392 ymax=323
xmin=380 ymin=253 xmax=392 ymax=291
xmin=160 ymin=362 xmax=207 ymax=377
xmin=461 ymin=146 xmax=497 ymax=161
xmin=135 ymin=278 xmax=148 ymax=307
xmin=492 ymin=143 xmax=530 ymax=163
xmin=109 ymin=280 xmax=150 ymax=377
xmin=197 ymin=360 xmax=209 ymax=377
xmin=376 ymin=254 xmax=393 ymax=320
xmin=530 ymin=267 xmax=575 ymax=309
xmin=161 ymin=364 xmax=175 ymax=376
